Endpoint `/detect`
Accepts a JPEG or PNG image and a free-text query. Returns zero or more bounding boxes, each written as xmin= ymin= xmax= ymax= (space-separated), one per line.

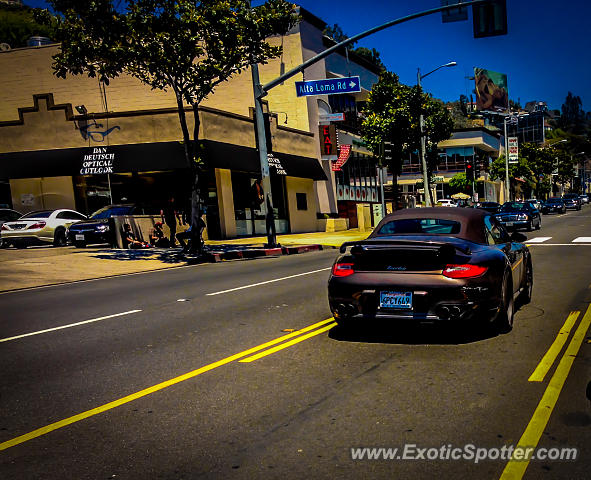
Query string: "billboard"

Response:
xmin=474 ymin=67 xmax=508 ymax=112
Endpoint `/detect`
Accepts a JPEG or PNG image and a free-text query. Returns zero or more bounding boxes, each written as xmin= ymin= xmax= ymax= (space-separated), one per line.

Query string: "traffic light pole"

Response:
xmin=251 ymin=0 xmax=496 ymax=244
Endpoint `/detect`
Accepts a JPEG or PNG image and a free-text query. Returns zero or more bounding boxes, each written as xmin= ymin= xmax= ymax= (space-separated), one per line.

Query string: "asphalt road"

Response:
xmin=1 ymin=209 xmax=591 ymax=480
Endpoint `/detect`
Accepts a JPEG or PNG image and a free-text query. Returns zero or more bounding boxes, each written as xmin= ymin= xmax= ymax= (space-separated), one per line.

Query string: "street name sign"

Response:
xmin=296 ymin=76 xmax=361 ymax=97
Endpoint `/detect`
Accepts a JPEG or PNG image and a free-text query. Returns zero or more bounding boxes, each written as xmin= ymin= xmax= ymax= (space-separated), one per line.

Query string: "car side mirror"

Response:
xmin=511 ymin=232 xmax=528 ymax=243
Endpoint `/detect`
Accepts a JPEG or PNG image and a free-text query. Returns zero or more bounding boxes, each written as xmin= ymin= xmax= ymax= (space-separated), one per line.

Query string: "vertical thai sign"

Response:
xmin=508 ymin=137 xmax=519 ymax=164
xmin=319 ymin=124 xmax=337 ymax=157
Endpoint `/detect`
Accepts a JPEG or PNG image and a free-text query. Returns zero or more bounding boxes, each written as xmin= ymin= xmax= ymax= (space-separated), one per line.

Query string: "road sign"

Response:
xmin=296 ymin=76 xmax=361 ymax=97
xmin=318 ymin=113 xmax=345 ymax=123
xmin=508 ymin=137 xmax=519 ymax=163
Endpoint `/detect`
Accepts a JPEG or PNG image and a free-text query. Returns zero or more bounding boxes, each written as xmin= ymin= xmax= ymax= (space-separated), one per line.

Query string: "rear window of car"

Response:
xmin=377 ymin=218 xmax=461 ymax=235
xmin=500 ymin=202 xmax=529 ymax=212
xmin=90 ymin=206 xmax=134 ymax=219
xmin=20 ymin=210 xmax=52 ymax=219
xmin=547 ymin=198 xmax=562 ymax=203
xmin=563 ymin=194 xmax=578 ymax=199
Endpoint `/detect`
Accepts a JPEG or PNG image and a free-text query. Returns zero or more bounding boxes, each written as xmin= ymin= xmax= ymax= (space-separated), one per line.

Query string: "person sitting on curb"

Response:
xmin=149 ymin=222 xmax=169 ymax=248
xmin=122 ymin=223 xmax=150 ymax=249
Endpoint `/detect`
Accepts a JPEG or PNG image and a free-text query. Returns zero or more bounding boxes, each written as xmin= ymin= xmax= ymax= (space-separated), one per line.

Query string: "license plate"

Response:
xmin=75 ymin=234 xmax=85 ymax=241
xmin=505 ymin=222 xmax=514 ymax=227
xmin=380 ymin=291 xmax=412 ymax=309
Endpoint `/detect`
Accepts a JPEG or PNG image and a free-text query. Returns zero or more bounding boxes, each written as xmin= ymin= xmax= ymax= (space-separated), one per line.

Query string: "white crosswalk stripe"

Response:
xmin=572 ymin=237 xmax=591 ymax=243
xmin=526 ymin=237 xmax=552 ymax=243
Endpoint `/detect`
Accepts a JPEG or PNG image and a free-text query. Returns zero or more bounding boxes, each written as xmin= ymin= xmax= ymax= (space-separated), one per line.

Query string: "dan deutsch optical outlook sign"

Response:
xmin=80 ymin=147 xmax=116 ymax=175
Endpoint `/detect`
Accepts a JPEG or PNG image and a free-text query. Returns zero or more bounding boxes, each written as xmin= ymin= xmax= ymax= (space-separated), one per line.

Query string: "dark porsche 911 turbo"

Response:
xmin=328 ymin=208 xmax=532 ymax=333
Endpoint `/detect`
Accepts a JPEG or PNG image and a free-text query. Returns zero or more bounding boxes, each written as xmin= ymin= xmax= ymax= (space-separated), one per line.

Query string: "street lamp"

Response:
xmin=417 ymin=61 xmax=457 ymax=207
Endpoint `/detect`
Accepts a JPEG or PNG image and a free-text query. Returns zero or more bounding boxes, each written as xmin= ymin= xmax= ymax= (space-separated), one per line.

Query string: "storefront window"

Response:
xmin=231 ymin=171 xmax=288 ymax=236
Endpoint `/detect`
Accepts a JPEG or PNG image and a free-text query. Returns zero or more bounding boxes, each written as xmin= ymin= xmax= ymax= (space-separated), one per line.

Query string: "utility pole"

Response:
xmin=251 ymin=64 xmax=277 ymax=247
xmin=417 ymin=69 xmax=431 ymax=207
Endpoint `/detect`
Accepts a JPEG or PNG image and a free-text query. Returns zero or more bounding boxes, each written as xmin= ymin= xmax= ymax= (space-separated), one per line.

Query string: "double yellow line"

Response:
xmin=0 ymin=318 xmax=336 ymax=452
xmin=499 ymin=305 xmax=591 ymax=479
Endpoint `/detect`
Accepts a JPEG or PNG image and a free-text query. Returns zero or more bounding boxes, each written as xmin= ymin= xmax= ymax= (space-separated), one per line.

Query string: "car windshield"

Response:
xmin=377 ymin=218 xmax=461 ymax=235
xmin=500 ymin=202 xmax=529 ymax=212
xmin=563 ymin=194 xmax=578 ymax=199
xmin=90 ymin=206 xmax=134 ymax=219
xmin=20 ymin=210 xmax=52 ymax=219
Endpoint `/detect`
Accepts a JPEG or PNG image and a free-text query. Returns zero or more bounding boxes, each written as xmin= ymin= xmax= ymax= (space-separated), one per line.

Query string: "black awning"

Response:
xmin=204 ymin=140 xmax=327 ymax=181
xmin=1 ymin=140 xmax=327 ymax=181
xmin=0 ymin=142 xmax=189 ymax=179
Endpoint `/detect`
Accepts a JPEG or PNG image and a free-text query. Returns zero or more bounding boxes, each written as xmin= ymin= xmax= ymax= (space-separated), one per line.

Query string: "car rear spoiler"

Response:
xmin=339 ymin=239 xmax=471 ymax=255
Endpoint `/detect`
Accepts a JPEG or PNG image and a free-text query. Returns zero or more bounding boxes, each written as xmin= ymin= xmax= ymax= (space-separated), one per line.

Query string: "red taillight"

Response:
xmin=442 ymin=264 xmax=488 ymax=279
xmin=28 ymin=221 xmax=46 ymax=229
xmin=332 ymin=262 xmax=355 ymax=277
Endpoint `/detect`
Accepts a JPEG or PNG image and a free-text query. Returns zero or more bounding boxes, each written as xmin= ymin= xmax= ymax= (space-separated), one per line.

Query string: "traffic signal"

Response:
xmin=466 ymin=158 xmax=474 ymax=182
xmin=474 ymin=159 xmax=481 ymax=180
xmin=473 ymin=0 xmax=507 ymax=38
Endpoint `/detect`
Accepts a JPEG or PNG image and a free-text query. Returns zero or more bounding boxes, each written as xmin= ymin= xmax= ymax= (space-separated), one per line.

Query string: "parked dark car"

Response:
xmin=495 ymin=202 xmax=541 ymax=231
xmin=476 ymin=201 xmax=500 ymax=213
xmin=67 ymin=204 xmax=159 ymax=247
xmin=562 ymin=193 xmax=581 ymax=210
xmin=541 ymin=197 xmax=566 ymax=214
xmin=328 ymin=208 xmax=532 ymax=334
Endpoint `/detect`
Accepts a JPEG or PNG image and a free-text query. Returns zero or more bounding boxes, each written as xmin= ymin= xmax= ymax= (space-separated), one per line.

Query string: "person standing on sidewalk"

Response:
xmin=161 ymin=196 xmax=180 ymax=247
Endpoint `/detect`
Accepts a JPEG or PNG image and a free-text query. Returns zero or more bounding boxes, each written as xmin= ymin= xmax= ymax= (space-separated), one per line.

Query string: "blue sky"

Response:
xmin=24 ymin=0 xmax=590 ymax=111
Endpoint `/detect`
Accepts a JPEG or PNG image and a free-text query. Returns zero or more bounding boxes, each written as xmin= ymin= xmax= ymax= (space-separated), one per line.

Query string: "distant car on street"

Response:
xmin=495 ymin=202 xmax=541 ymax=231
xmin=579 ymin=194 xmax=589 ymax=205
xmin=1 ymin=209 xmax=87 ymax=248
xmin=541 ymin=197 xmax=566 ymax=214
xmin=328 ymin=208 xmax=532 ymax=334
xmin=476 ymin=201 xmax=500 ymax=213
xmin=562 ymin=193 xmax=581 ymax=210
xmin=436 ymin=199 xmax=457 ymax=207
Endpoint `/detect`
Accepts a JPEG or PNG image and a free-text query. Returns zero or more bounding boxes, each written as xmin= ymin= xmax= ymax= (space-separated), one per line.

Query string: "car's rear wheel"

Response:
xmin=53 ymin=228 xmax=67 ymax=247
xmin=518 ymin=260 xmax=533 ymax=306
xmin=494 ymin=271 xmax=514 ymax=334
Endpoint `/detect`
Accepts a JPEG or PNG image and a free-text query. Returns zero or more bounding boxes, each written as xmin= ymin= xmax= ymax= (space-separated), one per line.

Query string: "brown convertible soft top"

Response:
xmin=369 ymin=207 xmax=489 ymax=244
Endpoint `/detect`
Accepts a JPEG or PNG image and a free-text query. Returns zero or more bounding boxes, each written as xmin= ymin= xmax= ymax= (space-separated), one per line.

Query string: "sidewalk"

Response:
xmin=0 ymin=229 xmax=369 ymax=292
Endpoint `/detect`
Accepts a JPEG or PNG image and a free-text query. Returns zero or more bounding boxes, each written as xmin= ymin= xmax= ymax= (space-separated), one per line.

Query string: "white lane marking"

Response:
xmin=572 ymin=237 xmax=591 ymax=243
xmin=525 ymin=237 xmax=552 ymax=243
xmin=0 ymin=310 xmax=142 ymax=343
xmin=206 ymin=268 xmax=332 ymax=296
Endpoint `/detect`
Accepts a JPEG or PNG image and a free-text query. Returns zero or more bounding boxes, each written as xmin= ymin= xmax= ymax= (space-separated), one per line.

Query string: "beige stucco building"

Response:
xmin=0 ymin=7 xmax=381 ymax=238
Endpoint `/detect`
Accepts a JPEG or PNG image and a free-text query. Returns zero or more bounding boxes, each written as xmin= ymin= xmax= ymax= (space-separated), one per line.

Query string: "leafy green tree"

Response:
xmin=449 ymin=172 xmax=469 ymax=194
xmin=519 ymin=143 xmax=555 ymax=198
xmin=361 ymin=71 xmax=453 ymax=208
xmin=323 ymin=24 xmax=353 ymax=45
xmin=559 ymin=91 xmax=586 ymax=134
xmin=38 ymin=0 xmax=297 ymax=252
xmin=0 ymin=2 xmax=55 ymax=48
xmin=353 ymin=47 xmax=385 ymax=72
xmin=489 ymin=154 xmax=531 ymax=199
